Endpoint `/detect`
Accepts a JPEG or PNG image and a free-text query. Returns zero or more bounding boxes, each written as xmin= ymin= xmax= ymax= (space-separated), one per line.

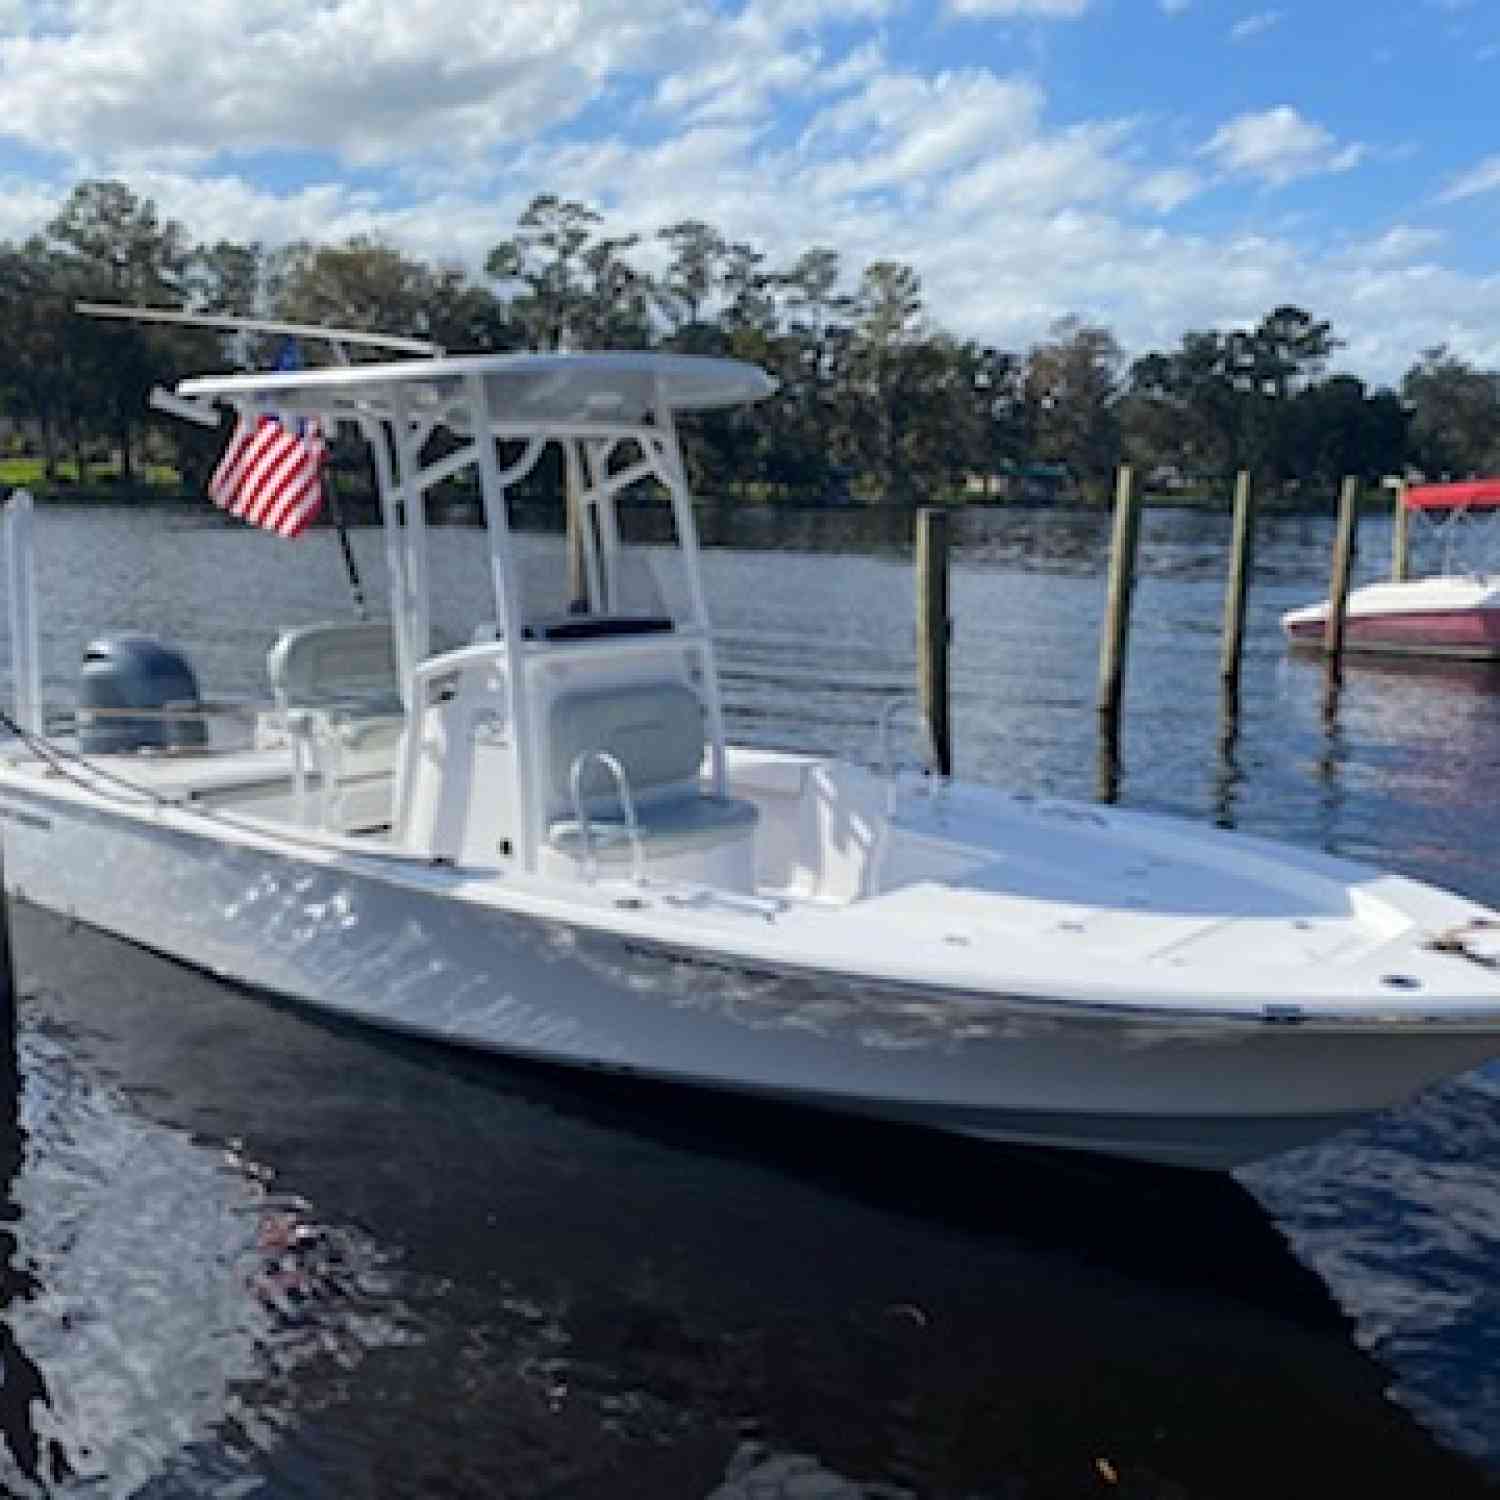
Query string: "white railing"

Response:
xmin=3 ymin=490 xmax=41 ymax=735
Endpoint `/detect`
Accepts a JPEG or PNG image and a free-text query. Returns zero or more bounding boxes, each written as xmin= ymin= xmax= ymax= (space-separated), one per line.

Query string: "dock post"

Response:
xmin=1391 ymin=479 xmax=1410 ymax=583
xmin=915 ymin=507 xmax=952 ymax=778
xmin=1324 ymin=475 xmax=1360 ymax=659
xmin=1219 ymin=469 xmax=1255 ymax=693
xmin=1096 ymin=726 xmax=1120 ymax=805
xmin=1096 ymin=465 xmax=1142 ymax=733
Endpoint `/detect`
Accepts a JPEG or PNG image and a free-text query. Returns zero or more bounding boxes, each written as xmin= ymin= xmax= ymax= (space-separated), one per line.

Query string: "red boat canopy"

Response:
xmin=1402 ymin=479 xmax=1500 ymax=510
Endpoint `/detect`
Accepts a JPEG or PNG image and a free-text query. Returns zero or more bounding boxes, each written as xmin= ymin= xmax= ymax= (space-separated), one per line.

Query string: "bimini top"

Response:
xmin=1403 ymin=478 xmax=1500 ymax=510
xmin=179 ymin=350 xmax=776 ymax=430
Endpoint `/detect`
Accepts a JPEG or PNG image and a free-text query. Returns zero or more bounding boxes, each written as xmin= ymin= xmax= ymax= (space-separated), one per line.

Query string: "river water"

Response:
xmin=4 ymin=500 xmax=1500 ymax=1498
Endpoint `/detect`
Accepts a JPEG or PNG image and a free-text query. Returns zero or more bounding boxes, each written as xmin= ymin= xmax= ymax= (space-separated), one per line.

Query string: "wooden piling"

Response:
xmin=1096 ymin=722 xmax=1120 ymax=805
xmin=1096 ymin=465 xmax=1142 ymax=730
xmin=916 ymin=507 xmax=952 ymax=778
xmin=1219 ymin=469 xmax=1255 ymax=691
xmin=1323 ymin=475 xmax=1360 ymax=659
xmin=1213 ymin=684 xmax=1241 ymax=827
xmin=1391 ymin=480 xmax=1410 ymax=583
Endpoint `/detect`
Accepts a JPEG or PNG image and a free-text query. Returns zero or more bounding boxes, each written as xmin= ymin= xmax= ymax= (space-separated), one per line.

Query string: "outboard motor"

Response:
xmin=78 ymin=634 xmax=207 ymax=754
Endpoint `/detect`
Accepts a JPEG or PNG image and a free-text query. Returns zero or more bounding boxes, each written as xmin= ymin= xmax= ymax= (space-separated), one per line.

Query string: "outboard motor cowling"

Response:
xmin=78 ymin=634 xmax=207 ymax=754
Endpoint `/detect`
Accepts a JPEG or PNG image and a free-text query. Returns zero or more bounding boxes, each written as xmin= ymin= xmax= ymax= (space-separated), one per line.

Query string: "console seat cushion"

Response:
xmin=549 ymin=795 xmax=759 ymax=857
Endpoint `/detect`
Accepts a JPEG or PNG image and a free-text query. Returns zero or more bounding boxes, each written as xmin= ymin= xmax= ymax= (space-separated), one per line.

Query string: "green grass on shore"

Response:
xmin=0 ymin=455 xmax=1396 ymax=516
xmin=0 ymin=457 xmax=182 ymax=489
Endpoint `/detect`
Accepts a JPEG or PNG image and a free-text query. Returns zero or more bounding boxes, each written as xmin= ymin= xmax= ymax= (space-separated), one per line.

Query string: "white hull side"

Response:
xmin=3 ymin=782 xmax=1495 ymax=1171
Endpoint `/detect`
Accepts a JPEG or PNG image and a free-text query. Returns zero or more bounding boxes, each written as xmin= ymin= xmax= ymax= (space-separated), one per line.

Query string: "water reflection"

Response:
xmin=0 ymin=993 xmax=415 ymax=1495
xmin=8 ymin=905 xmax=1496 ymax=1497
xmin=1095 ymin=716 xmax=1121 ymax=805
xmin=1244 ymin=1073 xmax=1500 ymax=1468
xmin=0 ymin=989 xmax=62 ymax=1491
xmin=1296 ymin=647 xmax=1500 ymax=704
xmin=1212 ymin=683 xmax=1243 ymax=829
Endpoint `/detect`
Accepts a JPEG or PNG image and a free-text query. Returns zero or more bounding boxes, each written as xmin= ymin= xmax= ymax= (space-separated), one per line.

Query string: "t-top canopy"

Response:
xmin=179 ymin=350 xmax=776 ymax=429
xmin=1403 ymin=479 xmax=1500 ymax=510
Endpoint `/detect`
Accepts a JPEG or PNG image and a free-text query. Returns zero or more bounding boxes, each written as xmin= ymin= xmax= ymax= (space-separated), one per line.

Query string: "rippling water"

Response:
xmin=3 ymin=500 xmax=1500 ymax=1496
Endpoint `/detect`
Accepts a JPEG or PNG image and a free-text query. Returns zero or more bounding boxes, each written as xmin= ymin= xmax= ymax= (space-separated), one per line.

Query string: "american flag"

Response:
xmin=208 ymin=340 xmax=327 ymax=538
xmin=208 ymin=411 xmax=328 ymax=539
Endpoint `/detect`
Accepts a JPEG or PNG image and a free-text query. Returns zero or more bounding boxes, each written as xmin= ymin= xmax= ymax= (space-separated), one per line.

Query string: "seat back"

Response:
xmin=267 ymin=620 xmax=402 ymax=714
xmin=546 ymin=681 xmax=704 ymax=820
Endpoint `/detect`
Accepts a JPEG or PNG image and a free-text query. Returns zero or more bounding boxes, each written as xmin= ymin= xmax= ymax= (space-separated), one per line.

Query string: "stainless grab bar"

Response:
xmin=877 ymin=695 xmax=933 ymax=778
xmin=567 ymin=748 xmax=645 ymax=886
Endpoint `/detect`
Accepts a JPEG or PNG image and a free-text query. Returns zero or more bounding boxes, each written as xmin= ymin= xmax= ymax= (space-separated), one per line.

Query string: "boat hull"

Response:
xmin=3 ymin=780 xmax=1496 ymax=1172
xmin=1282 ymin=578 xmax=1500 ymax=659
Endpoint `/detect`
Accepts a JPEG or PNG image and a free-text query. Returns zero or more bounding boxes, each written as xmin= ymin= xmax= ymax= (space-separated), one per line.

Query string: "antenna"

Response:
xmin=75 ymin=301 xmax=444 ymax=358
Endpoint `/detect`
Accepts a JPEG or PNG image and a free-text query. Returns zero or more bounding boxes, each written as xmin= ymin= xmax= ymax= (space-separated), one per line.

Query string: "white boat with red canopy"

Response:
xmin=1283 ymin=479 xmax=1500 ymax=658
xmin=6 ymin=345 xmax=1500 ymax=1171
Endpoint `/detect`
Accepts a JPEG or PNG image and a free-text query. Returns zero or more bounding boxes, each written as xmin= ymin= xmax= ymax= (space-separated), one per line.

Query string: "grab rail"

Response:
xmin=876 ymin=695 xmax=935 ymax=779
xmin=4 ymin=490 xmax=41 ymax=735
xmin=567 ymin=748 xmax=645 ymax=886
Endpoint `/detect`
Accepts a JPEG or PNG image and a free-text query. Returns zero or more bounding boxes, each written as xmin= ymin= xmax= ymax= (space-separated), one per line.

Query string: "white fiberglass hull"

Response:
xmin=5 ymin=768 xmax=1500 ymax=1172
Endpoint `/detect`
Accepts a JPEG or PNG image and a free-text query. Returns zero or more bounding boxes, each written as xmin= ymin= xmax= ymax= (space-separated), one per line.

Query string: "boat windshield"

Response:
xmin=511 ymin=528 xmax=688 ymax=636
xmin=497 ymin=451 xmax=698 ymax=638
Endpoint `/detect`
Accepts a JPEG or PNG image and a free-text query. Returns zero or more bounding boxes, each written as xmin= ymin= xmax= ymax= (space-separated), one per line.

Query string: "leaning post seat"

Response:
xmin=538 ymin=677 xmax=759 ymax=888
xmin=259 ymin=620 xmax=407 ymax=806
xmin=265 ymin=619 xmax=404 ymax=719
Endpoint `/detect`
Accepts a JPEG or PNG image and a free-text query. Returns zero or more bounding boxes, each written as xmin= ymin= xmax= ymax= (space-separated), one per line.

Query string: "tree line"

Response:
xmin=2 ymin=179 xmax=1498 ymax=507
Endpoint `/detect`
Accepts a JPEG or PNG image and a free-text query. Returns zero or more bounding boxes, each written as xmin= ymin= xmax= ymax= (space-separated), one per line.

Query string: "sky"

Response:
xmin=0 ymin=0 xmax=1497 ymax=386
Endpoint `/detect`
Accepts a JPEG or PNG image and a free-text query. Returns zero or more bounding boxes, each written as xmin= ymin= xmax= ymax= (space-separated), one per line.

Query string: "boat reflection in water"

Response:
xmin=0 ymin=977 xmax=414 ymax=1496
xmin=8 ymin=900 xmax=1500 ymax=1498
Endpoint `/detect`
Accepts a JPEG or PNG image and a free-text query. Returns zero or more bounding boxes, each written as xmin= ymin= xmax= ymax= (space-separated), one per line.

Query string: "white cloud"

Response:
xmin=136 ymin=172 xmax=424 ymax=248
xmin=946 ymin=0 xmax=1091 ymax=15
xmin=1344 ymin=225 xmax=1446 ymax=263
xmin=1438 ymin=154 xmax=1500 ymax=202
xmin=1230 ymin=10 xmax=1284 ymax=42
xmin=944 ymin=122 xmax=1134 ymax=215
xmin=800 ymin=69 xmax=1046 ymax=195
xmin=0 ymin=0 xmax=713 ymax=167
xmin=651 ymin=2 xmax=892 ymax=124
xmin=1201 ymin=106 xmax=1365 ymax=186
xmin=729 ymin=0 xmax=897 ymax=41
xmin=656 ymin=48 xmax=822 ymax=123
xmin=821 ymin=39 xmax=890 ymax=91
xmin=0 ymin=176 xmax=70 ymax=242
xmin=1133 ymin=168 xmax=1204 ymax=212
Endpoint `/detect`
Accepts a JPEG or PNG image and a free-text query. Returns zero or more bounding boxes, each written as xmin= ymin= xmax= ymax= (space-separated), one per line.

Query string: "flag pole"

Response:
xmin=323 ymin=468 xmax=367 ymax=620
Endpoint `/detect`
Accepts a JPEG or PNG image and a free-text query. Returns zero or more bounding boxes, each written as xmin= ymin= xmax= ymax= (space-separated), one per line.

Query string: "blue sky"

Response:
xmin=1 ymin=0 xmax=1497 ymax=384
